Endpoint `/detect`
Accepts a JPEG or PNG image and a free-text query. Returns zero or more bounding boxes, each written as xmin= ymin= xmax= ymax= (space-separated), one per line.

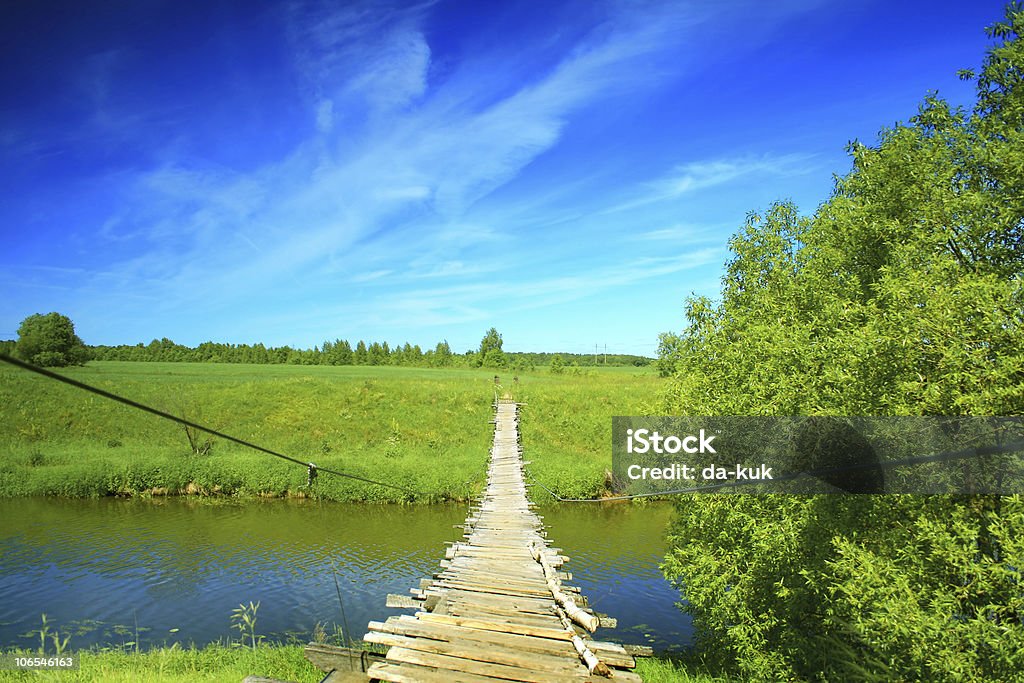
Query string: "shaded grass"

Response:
xmin=1 ymin=362 xmax=662 ymax=502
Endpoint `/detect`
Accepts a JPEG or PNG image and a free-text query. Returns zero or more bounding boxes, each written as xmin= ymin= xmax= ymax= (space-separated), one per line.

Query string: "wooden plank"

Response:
xmin=367 ymin=660 xmax=510 ymax=683
xmin=371 ymin=616 xmax=636 ymax=668
xmin=370 ymin=616 xmax=575 ymax=658
xmin=384 ymin=647 xmax=587 ymax=683
xmin=386 ymin=594 xmax=421 ymax=609
xmin=430 ymin=578 xmax=554 ymax=599
xmin=304 ymin=642 xmax=384 ymax=673
xmin=432 ymin=587 xmax=563 ymax=610
xmin=366 ymin=631 xmax=583 ymax=675
xmin=415 ymin=612 xmax=574 ymax=641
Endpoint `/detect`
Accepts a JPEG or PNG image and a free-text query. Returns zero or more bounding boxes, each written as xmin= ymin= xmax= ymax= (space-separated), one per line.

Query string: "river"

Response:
xmin=0 ymin=498 xmax=692 ymax=653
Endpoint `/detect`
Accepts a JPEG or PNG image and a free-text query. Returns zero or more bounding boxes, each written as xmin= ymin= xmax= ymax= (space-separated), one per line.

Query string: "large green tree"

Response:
xmin=658 ymin=5 xmax=1024 ymax=680
xmin=16 ymin=312 xmax=89 ymax=367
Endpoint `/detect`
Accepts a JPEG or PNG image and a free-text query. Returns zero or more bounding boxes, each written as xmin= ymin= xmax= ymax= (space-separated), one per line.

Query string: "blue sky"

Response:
xmin=0 ymin=1 xmax=1009 ymax=356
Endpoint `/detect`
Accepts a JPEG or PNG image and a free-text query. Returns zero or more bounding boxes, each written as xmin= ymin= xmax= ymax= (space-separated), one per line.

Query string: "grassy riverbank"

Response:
xmin=0 ymin=644 xmax=720 ymax=682
xmin=0 ymin=644 xmax=320 ymax=682
xmin=0 ymin=361 xmax=660 ymax=502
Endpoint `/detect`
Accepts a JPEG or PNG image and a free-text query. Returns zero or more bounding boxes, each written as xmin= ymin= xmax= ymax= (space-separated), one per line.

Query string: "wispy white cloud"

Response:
xmin=347 ymin=247 xmax=723 ymax=323
xmin=79 ymin=1 xmax=707 ymax=307
xmin=637 ymin=223 xmax=727 ymax=242
xmin=350 ymin=269 xmax=393 ymax=283
xmin=658 ymin=155 xmax=815 ymax=195
xmin=602 ymin=153 xmax=817 ymax=215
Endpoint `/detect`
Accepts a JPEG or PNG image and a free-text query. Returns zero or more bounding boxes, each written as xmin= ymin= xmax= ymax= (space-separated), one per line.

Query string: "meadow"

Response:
xmin=0 ymin=361 xmax=662 ymax=503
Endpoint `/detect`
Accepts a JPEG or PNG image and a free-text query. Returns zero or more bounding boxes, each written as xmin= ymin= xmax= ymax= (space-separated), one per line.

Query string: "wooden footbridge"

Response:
xmin=254 ymin=400 xmax=640 ymax=682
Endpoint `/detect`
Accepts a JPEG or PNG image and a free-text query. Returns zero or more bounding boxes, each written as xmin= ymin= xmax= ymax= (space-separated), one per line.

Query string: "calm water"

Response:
xmin=0 ymin=498 xmax=692 ymax=653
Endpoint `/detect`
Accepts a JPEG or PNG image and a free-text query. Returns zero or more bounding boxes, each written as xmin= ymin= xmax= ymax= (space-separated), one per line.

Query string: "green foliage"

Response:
xmin=230 ymin=601 xmax=263 ymax=650
xmin=15 ymin=312 xmax=89 ymax=367
xmin=549 ymin=354 xmax=565 ymax=374
xmin=87 ymin=334 xmax=651 ymax=369
xmin=482 ymin=347 xmax=507 ymax=369
xmin=32 ymin=613 xmax=71 ymax=656
xmin=658 ymin=5 xmax=1024 ymax=680
xmin=475 ymin=327 xmax=503 ymax=367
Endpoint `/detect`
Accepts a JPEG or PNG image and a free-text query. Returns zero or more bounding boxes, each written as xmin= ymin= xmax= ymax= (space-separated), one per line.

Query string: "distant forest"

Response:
xmin=71 ymin=338 xmax=651 ymax=369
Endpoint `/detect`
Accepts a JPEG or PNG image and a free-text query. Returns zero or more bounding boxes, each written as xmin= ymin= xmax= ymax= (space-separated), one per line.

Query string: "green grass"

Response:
xmin=0 ymin=644 xmax=322 ymax=682
xmin=0 ymin=647 xmax=724 ymax=683
xmin=0 ymin=362 xmax=662 ymax=502
xmin=515 ymin=366 xmax=663 ymax=500
xmin=634 ymin=655 xmax=731 ymax=682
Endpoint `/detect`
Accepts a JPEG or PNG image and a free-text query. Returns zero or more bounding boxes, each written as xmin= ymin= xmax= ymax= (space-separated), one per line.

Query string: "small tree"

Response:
xmin=477 ymin=328 xmax=503 ymax=367
xmin=433 ymin=340 xmax=453 ymax=367
xmin=16 ymin=312 xmax=89 ymax=367
xmin=482 ymin=348 xmax=507 ymax=368
xmin=549 ymin=354 xmax=565 ymax=374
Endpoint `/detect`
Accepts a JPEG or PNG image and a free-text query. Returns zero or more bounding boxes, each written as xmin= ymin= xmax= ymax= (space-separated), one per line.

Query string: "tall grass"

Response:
xmin=1 ymin=362 xmax=662 ymax=502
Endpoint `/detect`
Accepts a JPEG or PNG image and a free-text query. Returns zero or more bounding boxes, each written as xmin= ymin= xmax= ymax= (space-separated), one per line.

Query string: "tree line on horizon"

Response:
xmin=86 ymin=338 xmax=651 ymax=369
xmin=0 ymin=319 xmax=651 ymax=370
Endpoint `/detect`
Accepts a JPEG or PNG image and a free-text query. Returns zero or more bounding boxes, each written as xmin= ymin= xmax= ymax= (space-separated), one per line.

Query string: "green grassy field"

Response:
xmin=0 ymin=361 xmax=661 ymax=502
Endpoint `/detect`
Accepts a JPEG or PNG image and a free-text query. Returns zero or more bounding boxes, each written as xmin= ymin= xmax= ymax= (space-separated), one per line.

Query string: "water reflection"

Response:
xmin=0 ymin=498 xmax=691 ymax=652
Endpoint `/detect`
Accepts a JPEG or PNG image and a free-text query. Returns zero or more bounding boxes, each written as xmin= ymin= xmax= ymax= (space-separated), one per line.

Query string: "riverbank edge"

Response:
xmin=0 ymin=466 xmax=623 ymax=504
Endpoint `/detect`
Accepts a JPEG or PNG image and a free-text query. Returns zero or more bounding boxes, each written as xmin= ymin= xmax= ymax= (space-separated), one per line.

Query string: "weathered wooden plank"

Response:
xmin=367 ymin=660 xmax=510 ymax=683
xmin=430 ymin=578 xmax=555 ymax=599
xmin=371 ymin=616 xmax=636 ymax=668
xmin=431 ymin=586 xmax=565 ymax=609
xmin=384 ymin=647 xmax=588 ymax=683
xmin=303 ymin=642 xmax=384 ymax=673
xmin=440 ymin=606 xmax=565 ymax=630
xmin=370 ymin=616 xmax=575 ymax=657
xmin=386 ymin=594 xmax=421 ymax=609
xmin=366 ymin=631 xmax=584 ymax=674
xmin=415 ymin=612 xmax=574 ymax=641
